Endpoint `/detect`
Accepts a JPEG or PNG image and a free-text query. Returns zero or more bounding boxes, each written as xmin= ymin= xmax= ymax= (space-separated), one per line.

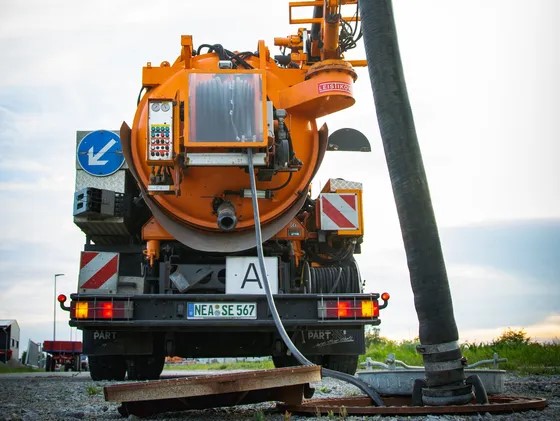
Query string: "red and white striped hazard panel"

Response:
xmin=319 ymin=193 xmax=360 ymax=231
xmin=78 ymin=251 xmax=119 ymax=293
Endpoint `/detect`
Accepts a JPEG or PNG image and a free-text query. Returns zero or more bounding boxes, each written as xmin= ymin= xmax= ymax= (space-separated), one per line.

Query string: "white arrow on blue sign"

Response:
xmin=77 ymin=130 xmax=124 ymax=177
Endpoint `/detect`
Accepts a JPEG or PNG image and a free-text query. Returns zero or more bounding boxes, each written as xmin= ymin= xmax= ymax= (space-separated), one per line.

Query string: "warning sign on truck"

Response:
xmin=78 ymin=251 xmax=119 ymax=293
xmin=318 ymin=193 xmax=360 ymax=231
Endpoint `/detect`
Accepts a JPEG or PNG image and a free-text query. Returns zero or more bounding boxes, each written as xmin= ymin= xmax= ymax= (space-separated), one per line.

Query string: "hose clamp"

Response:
xmin=416 ymin=340 xmax=459 ymax=355
xmin=423 ymin=359 xmax=465 ymax=371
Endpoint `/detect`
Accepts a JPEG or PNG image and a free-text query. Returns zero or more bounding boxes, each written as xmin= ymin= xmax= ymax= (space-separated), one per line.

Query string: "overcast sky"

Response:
xmin=1 ymin=0 xmax=559 ymax=357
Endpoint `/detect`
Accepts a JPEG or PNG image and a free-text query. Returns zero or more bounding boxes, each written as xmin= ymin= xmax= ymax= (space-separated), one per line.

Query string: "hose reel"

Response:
xmin=303 ymin=260 xmax=361 ymax=294
xmin=194 ymin=75 xmax=257 ymax=142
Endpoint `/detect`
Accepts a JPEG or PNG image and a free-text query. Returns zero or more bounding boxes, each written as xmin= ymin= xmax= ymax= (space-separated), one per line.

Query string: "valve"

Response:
xmin=144 ymin=240 xmax=160 ymax=267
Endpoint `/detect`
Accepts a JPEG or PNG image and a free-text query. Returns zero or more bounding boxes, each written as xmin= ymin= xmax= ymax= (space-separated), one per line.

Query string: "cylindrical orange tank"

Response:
xmin=124 ymin=37 xmax=357 ymax=252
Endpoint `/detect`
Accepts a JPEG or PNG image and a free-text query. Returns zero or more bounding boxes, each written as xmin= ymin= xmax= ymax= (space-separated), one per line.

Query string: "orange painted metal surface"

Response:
xmin=130 ymin=37 xmax=357 ymax=236
xmin=124 ymin=1 xmax=368 ymax=250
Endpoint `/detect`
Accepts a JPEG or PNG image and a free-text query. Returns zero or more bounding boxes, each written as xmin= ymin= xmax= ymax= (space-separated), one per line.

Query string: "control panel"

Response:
xmin=147 ymin=99 xmax=174 ymax=163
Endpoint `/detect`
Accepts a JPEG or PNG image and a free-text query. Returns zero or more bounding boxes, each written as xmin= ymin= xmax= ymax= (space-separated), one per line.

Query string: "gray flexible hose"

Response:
xmin=246 ymin=148 xmax=384 ymax=406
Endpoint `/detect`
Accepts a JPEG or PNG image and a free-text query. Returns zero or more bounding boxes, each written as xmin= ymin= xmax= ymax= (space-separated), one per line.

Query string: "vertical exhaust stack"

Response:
xmin=359 ymin=0 xmax=487 ymax=405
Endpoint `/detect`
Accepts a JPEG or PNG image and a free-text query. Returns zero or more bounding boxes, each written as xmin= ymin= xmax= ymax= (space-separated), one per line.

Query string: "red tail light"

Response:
xmin=71 ymin=300 xmax=133 ymax=320
xmin=318 ymin=298 xmax=379 ymax=320
xmin=101 ymin=302 xmax=113 ymax=319
xmin=337 ymin=301 xmax=352 ymax=318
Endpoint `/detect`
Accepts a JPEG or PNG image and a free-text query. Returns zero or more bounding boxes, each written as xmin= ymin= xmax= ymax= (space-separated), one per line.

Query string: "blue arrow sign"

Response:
xmin=77 ymin=130 xmax=124 ymax=177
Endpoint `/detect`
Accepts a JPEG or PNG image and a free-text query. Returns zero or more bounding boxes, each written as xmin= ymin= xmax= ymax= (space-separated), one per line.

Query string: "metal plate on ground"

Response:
xmin=278 ymin=395 xmax=548 ymax=416
xmin=104 ymin=366 xmax=321 ymax=417
xmin=357 ymin=369 xmax=506 ymax=395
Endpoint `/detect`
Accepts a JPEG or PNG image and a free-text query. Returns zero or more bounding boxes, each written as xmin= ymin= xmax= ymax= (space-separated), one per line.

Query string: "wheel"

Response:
xmin=45 ymin=355 xmax=52 ymax=372
xmin=273 ymin=354 xmax=358 ymax=375
xmin=127 ymin=335 xmax=165 ymax=380
xmin=322 ymin=355 xmax=359 ymax=375
xmin=126 ymin=354 xmax=165 ymax=380
xmin=272 ymin=355 xmax=298 ymax=369
xmin=89 ymin=355 xmax=126 ymax=381
xmin=272 ymin=354 xmax=322 ymax=369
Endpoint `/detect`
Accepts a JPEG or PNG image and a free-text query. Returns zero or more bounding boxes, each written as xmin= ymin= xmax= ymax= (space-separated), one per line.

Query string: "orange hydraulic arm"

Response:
xmin=274 ymin=0 xmax=366 ymax=66
xmin=322 ymin=0 xmax=345 ymax=59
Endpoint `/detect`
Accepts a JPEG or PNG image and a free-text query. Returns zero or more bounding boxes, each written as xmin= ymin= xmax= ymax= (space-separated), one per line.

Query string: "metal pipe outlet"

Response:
xmin=216 ymin=201 xmax=237 ymax=231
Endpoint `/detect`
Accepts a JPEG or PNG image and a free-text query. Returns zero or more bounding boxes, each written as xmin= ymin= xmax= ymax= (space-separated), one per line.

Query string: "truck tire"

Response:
xmin=126 ymin=354 xmax=165 ymax=380
xmin=89 ymin=356 xmax=126 ymax=381
xmin=322 ymin=355 xmax=359 ymax=375
xmin=45 ymin=355 xmax=52 ymax=372
xmin=272 ymin=355 xmax=322 ymax=369
xmin=273 ymin=354 xmax=358 ymax=375
xmin=272 ymin=355 xmax=298 ymax=369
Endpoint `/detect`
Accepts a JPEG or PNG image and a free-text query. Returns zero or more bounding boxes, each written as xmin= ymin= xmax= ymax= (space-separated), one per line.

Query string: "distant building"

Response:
xmin=0 ymin=320 xmax=20 ymax=363
xmin=25 ymin=339 xmax=42 ymax=367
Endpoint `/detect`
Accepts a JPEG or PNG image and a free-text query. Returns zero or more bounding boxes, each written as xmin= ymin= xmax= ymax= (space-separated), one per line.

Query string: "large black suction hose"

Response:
xmin=246 ymin=148 xmax=384 ymax=406
xmin=359 ymin=0 xmax=486 ymax=405
xmin=359 ymin=0 xmax=459 ymax=344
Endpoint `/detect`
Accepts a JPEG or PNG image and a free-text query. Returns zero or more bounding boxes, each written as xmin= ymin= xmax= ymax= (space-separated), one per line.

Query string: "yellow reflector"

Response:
xmin=75 ymin=302 xmax=89 ymax=319
xmin=361 ymin=301 xmax=375 ymax=317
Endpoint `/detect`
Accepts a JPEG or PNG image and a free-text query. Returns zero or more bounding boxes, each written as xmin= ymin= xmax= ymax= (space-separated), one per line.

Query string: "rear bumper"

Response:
xmin=68 ymin=292 xmax=382 ymax=331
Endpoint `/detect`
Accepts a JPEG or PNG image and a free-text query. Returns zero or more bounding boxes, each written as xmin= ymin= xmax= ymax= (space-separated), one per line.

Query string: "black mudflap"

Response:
xmin=83 ymin=330 xmax=154 ymax=356
xmin=289 ymin=327 xmax=365 ymax=355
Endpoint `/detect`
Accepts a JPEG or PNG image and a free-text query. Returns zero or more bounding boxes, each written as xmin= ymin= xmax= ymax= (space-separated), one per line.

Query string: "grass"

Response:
xmin=0 ymin=364 xmax=40 ymax=374
xmin=360 ymin=337 xmax=424 ymax=367
xmin=164 ymin=360 xmax=274 ymax=371
xmin=253 ymin=410 xmax=266 ymax=421
xmin=461 ymin=341 xmax=560 ymax=375
xmin=163 ymin=329 xmax=559 ymax=375
xmin=86 ymin=385 xmax=101 ymax=396
xmin=318 ymin=385 xmax=332 ymax=393
xmin=361 ymin=328 xmax=560 ymax=375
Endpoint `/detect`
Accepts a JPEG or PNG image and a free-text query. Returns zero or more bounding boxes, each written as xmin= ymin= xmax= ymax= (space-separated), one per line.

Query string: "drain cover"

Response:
xmin=278 ymin=395 xmax=548 ymax=416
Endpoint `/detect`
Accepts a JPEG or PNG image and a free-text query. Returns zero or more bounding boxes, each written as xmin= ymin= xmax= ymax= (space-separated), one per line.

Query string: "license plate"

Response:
xmin=186 ymin=302 xmax=257 ymax=319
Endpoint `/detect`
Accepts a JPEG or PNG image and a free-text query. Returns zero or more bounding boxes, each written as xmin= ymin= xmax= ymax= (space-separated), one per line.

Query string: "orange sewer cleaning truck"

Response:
xmin=63 ymin=1 xmax=389 ymax=381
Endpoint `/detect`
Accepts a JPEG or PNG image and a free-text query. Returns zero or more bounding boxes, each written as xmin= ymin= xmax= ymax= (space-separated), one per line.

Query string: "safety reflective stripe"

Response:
xmin=320 ymin=193 xmax=359 ymax=230
xmin=80 ymin=251 xmax=97 ymax=268
xmin=79 ymin=252 xmax=119 ymax=291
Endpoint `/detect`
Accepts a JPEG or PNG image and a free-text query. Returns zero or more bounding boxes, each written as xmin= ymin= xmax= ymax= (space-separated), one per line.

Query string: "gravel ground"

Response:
xmin=0 ymin=371 xmax=558 ymax=421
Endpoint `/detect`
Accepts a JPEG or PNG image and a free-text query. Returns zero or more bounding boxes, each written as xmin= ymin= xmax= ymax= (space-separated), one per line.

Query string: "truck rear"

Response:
xmin=42 ymin=340 xmax=83 ymax=372
xmin=67 ymin=222 xmax=388 ymax=380
xmin=64 ymin=3 xmax=389 ymax=381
